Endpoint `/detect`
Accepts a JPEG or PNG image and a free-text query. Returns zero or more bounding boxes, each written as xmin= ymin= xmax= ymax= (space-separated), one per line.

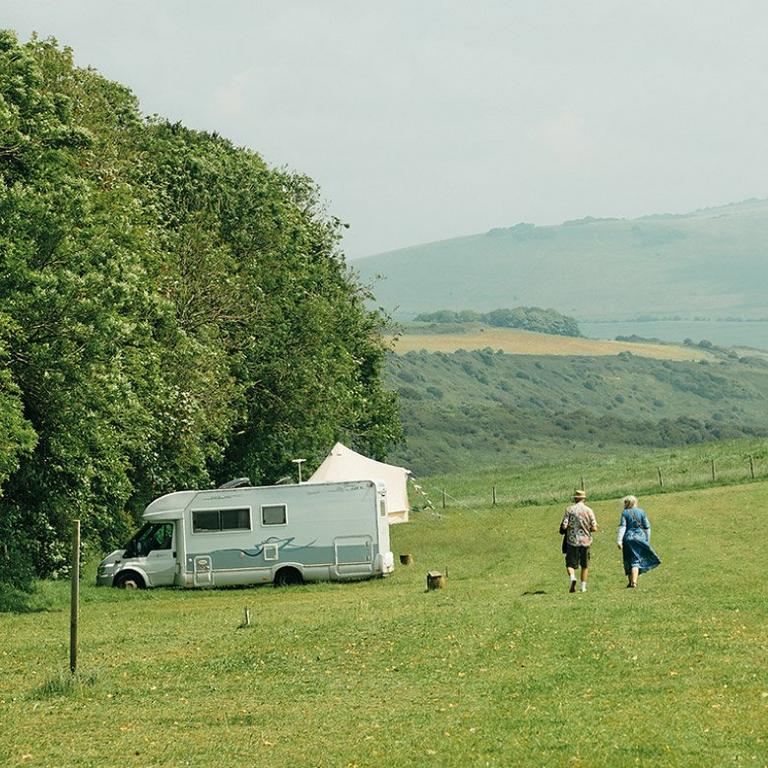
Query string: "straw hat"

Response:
xmin=573 ymin=489 xmax=587 ymax=500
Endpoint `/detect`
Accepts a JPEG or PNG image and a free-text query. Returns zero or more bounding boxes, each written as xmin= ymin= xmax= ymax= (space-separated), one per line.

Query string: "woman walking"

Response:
xmin=617 ymin=495 xmax=660 ymax=588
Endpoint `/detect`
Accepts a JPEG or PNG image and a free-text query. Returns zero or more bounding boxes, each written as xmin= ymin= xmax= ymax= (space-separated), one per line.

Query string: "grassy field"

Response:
xmin=389 ymin=326 xmax=709 ymax=361
xmin=1 ymin=482 xmax=767 ymax=767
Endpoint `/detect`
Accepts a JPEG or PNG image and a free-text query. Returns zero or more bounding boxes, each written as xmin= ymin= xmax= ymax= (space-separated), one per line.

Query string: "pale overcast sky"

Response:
xmin=4 ymin=1 xmax=768 ymax=257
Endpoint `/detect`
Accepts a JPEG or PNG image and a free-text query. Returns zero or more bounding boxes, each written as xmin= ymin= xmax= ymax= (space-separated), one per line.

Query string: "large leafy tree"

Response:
xmin=0 ymin=32 xmax=401 ymax=586
xmin=138 ymin=123 xmax=400 ymax=484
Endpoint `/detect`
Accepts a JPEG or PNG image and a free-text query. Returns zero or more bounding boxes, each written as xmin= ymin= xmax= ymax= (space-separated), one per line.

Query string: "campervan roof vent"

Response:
xmin=218 ymin=477 xmax=251 ymax=489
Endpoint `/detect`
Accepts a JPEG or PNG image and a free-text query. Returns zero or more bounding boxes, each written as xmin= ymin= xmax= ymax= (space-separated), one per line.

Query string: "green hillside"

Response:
xmin=355 ymin=199 xmax=768 ymax=320
xmin=387 ymin=348 xmax=768 ymax=474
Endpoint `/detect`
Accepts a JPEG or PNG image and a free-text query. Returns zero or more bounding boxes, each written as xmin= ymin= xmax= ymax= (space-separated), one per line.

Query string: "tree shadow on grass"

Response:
xmin=0 ymin=582 xmax=51 ymax=613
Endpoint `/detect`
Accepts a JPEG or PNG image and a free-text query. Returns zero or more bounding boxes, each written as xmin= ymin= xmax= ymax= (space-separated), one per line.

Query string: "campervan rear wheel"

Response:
xmin=114 ymin=571 xmax=145 ymax=589
xmin=273 ymin=567 xmax=303 ymax=587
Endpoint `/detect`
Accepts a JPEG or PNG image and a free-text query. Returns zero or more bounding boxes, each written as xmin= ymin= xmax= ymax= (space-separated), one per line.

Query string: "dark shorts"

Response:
xmin=565 ymin=544 xmax=591 ymax=569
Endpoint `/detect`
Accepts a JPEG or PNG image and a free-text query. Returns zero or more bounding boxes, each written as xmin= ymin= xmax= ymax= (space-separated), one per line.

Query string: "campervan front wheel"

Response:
xmin=114 ymin=571 xmax=145 ymax=589
xmin=273 ymin=567 xmax=303 ymax=587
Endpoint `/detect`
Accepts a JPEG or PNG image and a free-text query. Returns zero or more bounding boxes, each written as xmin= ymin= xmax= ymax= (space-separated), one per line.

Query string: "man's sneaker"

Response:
xmin=569 ymin=580 xmax=577 ymax=593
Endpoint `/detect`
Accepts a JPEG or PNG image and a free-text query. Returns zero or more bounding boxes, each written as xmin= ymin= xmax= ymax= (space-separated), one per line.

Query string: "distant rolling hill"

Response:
xmin=355 ymin=199 xmax=768 ymax=321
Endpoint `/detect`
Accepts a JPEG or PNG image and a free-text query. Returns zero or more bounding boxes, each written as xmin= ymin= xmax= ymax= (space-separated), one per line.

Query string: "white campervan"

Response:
xmin=96 ymin=479 xmax=394 ymax=588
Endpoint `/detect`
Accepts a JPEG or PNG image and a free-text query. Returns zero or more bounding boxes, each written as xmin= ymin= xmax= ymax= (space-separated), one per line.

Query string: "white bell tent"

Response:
xmin=307 ymin=442 xmax=410 ymax=523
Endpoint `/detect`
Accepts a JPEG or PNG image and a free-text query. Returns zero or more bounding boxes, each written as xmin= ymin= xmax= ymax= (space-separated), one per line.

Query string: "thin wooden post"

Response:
xmin=657 ymin=467 xmax=664 ymax=488
xmin=711 ymin=459 xmax=716 ymax=482
xmin=69 ymin=520 xmax=80 ymax=675
xmin=580 ymin=476 xmax=585 ymax=493
xmin=492 ymin=485 xmax=497 ymax=506
xmin=243 ymin=606 xmax=251 ymax=627
xmin=442 ymin=489 xmax=446 ymax=509
xmin=749 ymin=455 xmax=755 ymax=479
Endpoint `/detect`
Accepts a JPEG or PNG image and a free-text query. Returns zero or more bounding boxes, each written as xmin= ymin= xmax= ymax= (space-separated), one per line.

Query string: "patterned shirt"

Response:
xmin=562 ymin=501 xmax=598 ymax=547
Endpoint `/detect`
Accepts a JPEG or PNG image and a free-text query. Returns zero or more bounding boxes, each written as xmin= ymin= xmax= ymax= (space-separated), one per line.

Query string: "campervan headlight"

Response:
xmin=97 ymin=563 xmax=115 ymax=576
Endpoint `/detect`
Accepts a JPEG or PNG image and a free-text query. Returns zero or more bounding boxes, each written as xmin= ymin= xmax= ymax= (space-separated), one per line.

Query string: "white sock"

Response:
xmin=580 ymin=582 xmax=587 ymax=592
xmin=569 ymin=575 xmax=576 ymax=582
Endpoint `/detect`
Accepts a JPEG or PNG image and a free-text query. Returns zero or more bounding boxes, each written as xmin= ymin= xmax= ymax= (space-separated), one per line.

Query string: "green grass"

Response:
xmin=1 ymin=482 xmax=767 ymax=767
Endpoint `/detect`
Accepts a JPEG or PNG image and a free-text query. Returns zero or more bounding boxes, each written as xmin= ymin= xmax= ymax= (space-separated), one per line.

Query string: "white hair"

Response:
xmin=623 ymin=495 xmax=638 ymax=509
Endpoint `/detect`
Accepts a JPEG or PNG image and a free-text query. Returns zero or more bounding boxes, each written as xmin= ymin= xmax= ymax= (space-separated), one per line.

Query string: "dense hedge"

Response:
xmin=413 ymin=307 xmax=581 ymax=337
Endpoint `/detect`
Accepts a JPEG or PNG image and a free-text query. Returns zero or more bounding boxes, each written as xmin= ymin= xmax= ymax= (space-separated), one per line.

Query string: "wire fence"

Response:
xmin=411 ymin=452 xmax=768 ymax=512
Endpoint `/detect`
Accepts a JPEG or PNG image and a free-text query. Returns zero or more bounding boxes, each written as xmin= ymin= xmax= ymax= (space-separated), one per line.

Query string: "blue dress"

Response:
xmin=619 ymin=508 xmax=661 ymax=575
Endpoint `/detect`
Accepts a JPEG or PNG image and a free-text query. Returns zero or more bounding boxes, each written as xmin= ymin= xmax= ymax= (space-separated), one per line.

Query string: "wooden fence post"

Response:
xmin=580 ymin=476 xmax=585 ymax=492
xmin=492 ymin=485 xmax=497 ymax=506
xmin=442 ymin=489 xmax=446 ymax=509
xmin=657 ymin=467 xmax=664 ymax=488
xmin=711 ymin=459 xmax=716 ymax=482
xmin=70 ymin=520 xmax=80 ymax=675
xmin=749 ymin=455 xmax=755 ymax=479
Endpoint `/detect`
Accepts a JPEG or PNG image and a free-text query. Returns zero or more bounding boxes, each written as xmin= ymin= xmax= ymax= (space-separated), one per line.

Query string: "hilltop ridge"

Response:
xmin=355 ymin=198 xmax=768 ymax=320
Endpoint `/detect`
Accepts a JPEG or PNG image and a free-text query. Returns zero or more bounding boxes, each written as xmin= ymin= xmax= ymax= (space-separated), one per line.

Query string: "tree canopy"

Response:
xmin=0 ymin=31 xmax=401 ymax=586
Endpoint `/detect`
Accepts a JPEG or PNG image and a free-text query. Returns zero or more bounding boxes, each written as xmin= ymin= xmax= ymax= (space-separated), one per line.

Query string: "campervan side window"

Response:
xmin=261 ymin=504 xmax=287 ymax=526
xmin=192 ymin=508 xmax=251 ymax=533
xmin=192 ymin=511 xmax=220 ymax=532
xmin=220 ymin=508 xmax=250 ymax=530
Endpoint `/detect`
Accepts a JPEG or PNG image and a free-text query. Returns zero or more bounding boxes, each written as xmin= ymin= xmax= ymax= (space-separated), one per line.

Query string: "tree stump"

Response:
xmin=400 ymin=553 xmax=414 ymax=565
xmin=427 ymin=571 xmax=445 ymax=590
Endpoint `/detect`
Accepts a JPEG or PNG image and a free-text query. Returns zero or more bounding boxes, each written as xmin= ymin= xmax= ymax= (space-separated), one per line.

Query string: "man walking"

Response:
xmin=560 ymin=489 xmax=598 ymax=593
